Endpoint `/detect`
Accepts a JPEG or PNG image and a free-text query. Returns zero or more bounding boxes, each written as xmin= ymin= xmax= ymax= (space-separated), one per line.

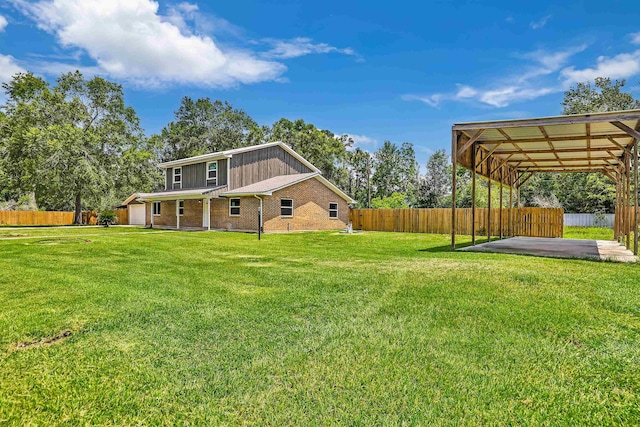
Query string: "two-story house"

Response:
xmin=121 ymin=142 xmax=354 ymax=232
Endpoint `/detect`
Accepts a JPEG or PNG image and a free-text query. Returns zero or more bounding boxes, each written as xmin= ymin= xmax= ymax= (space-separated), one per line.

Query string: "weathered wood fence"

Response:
xmin=0 ymin=211 xmax=75 ymax=226
xmin=349 ymin=208 xmax=564 ymax=238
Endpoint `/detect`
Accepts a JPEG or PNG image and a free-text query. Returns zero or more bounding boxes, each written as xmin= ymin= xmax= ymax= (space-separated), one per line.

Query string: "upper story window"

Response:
xmin=207 ymin=161 xmax=217 ymax=185
xmin=280 ymin=199 xmax=293 ymax=217
xmin=229 ymin=198 xmax=240 ymax=216
xmin=173 ymin=167 xmax=182 ymax=187
xmin=329 ymin=202 xmax=338 ymax=218
xmin=153 ymin=201 xmax=161 ymax=216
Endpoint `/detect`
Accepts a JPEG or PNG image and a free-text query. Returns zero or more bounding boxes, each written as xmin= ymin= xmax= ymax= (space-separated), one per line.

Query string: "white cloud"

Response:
xmin=0 ymin=14 xmax=7 ymax=32
xmin=262 ymin=37 xmax=357 ymax=59
xmin=630 ymin=32 xmax=640 ymax=45
xmin=403 ymin=45 xmax=585 ymax=108
xmin=478 ymin=86 xmax=554 ymax=108
xmin=13 ymin=0 xmax=286 ymax=88
xmin=0 ymin=54 xmax=26 ymax=82
xmin=0 ymin=54 xmax=27 ymax=102
xmin=530 ymin=15 xmax=551 ymax=30
xmin=561 ymin=51 xmax=640 ymax=84
xmin=346 ymin=134 xmax=377 ymax=145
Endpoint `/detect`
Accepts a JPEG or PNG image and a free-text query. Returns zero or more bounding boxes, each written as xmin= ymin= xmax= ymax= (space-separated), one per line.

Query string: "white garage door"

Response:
xmin=129 ymin=204 xmax=146 ymax=225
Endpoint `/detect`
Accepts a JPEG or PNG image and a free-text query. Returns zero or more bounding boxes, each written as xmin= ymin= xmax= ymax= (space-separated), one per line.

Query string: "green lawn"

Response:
xmin=564 ymin=226 xmax=615 ymax=241
xmin=1 ymin=228 xmax=639 ymax=425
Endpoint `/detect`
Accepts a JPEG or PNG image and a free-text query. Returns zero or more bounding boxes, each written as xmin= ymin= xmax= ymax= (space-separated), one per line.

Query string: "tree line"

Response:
xmin=1 ymin=72 xmax=638 ymax=223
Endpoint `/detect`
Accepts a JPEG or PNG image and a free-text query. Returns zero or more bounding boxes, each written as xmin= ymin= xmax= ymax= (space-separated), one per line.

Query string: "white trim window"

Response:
xmin=178 ymin=200 xmax=185 ymax=216
xmin=280 ymin=198 xmax=293 ymax=217
xmin=206 ymin=161 xmax=217 ymax=185
xmin=329 ymin=202 xmax=338 ymax=219
xmin=153 ymin=201 xmax=161 ymax=216
xmin=173 ymin=167 xmax=182 ymax=188
xmin=229 ymin=198 xmax=240 ymax=216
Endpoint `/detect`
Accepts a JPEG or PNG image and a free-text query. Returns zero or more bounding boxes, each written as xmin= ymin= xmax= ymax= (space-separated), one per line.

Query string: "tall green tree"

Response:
xmin=561 ymin=77 xmax=640 ymax=114
xmin=269 ymin=118 xmax=351 ymax=184
xmin=0 ymin=72 xmax=160 ymax=222
xmin=418 ymin=149 xmax=450 ymax=207
xmin=371 ymin=141 xmax=418 ymax=205
xmin=159 ymin=97 xmax=266 ymax=161
xmin=344 ymin=147 xmax=372 ymax=207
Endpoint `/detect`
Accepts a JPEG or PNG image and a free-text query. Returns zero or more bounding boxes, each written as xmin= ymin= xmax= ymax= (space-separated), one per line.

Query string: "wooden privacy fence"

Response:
xmin=115 ymin=208 xmax=128 ymax=225
xmin=0 ymin=210 xmax=74 ymax=226
xmin=349 ymin=208 xmax=564 ymax=238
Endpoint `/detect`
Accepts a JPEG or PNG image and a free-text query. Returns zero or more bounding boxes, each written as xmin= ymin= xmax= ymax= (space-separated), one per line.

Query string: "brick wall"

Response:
xmin=144 ymin=199 xmax=203 ymax=228
xmin=210 ymin=196 xmax=261 ymax=232
xmin=262 ymin=178 xmax=348 ymax=232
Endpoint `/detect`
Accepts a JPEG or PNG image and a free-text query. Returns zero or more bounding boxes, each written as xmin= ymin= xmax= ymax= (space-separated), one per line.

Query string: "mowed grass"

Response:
xmin=564 ymin=226 xmax=615 ymax=241
xmin=1 ymin=228 xmax=639 ymax=425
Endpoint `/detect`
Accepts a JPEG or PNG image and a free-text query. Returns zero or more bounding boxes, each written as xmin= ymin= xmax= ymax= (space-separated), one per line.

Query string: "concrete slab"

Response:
xmin=460 ymin=237 xmax=637 ymax=262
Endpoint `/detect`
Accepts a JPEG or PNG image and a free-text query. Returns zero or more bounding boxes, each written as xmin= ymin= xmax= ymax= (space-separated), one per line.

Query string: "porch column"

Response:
xmin=207 ymin=198 xmax=211 ymax=231
xmin=150 ymin=202 xmax=154 ymax=228
xmin=176 ymin=199 xmax=180 ymax=230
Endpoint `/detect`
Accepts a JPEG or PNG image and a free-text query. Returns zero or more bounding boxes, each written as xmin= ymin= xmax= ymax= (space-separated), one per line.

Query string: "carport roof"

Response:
xmin=452 ymin=109 xmax=640 ymax=187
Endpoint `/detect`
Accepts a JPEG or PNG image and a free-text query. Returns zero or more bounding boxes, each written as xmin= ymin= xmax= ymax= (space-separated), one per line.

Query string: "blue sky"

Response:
xmin=1 ymin=0 xmax=640 ymax=167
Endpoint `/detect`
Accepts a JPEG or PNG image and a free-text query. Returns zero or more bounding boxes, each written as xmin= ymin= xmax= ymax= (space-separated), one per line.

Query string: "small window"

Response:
xmin=178 ymin=200 xmax=184 ymax=216
xmin=280 ymin=199 xmax=293 ymax=217
xmin=173 ymin=167 xmax=182 ymax=185
xmin=207 ymin=161 xmax=217 ymax=184
xmin=329 ymin=202 xmax=338 ymax=218
xmin=153 ymin=201 xmax=161 ymax=216
xmin=229 ymin=198 xmax=240 ymax=216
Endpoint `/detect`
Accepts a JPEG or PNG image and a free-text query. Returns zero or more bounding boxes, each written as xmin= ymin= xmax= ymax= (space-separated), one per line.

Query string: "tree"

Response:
xmin=418 ymin=149 xmax=450 ymax=207
xmin=344 ymin=147 xmax=372 ymax=207
xmin=159 ymin=97 xmax=266 ymax=161
xmin=371 ymin=141 xmax=418 ymax=205
xmin=561 ymin=77 xmax=640 ymax=114
xmin=370 ymin=192 xmax=409 ymax=209
xmin=269 ymin=118 xmax=351 ymax=184
xmin=0 ymin=72 xmax=160 ymax=222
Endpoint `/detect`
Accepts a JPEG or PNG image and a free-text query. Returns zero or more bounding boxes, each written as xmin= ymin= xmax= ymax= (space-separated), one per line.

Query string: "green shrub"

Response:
xmin=97 ymin=210 xmax=117 ymax=227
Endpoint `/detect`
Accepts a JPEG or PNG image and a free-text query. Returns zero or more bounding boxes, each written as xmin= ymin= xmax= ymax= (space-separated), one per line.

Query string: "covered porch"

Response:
xmin=136 ymin=186 xmax=227 ymax=230
xmin=451 ymin=110 xmax=640 ymax=261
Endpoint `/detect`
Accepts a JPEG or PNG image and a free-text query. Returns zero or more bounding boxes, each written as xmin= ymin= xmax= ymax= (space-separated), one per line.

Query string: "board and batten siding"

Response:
xmin=165 ymin=159 xmax=228 ymax=190
xmin=229 ymin=146 xmax=313 ymax=189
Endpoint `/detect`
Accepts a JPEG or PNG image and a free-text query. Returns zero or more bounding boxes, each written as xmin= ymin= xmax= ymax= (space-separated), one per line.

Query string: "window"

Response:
xmin=178 ymin=200 xmax=184 ymax=216
xmin=329 ymin=202 xmax=338 ymax=218
xmin=229 ymin=198 xmax=240 ymax=216
xmin=173 ymin=167 xmax=182 ymax=187
xmin=280 ymin=199 xmax=293 ymax=217
xmin=207 ymin=161 xmax=217 ymax=184
xmin=153 ymin=201 xmax=161 ymax=216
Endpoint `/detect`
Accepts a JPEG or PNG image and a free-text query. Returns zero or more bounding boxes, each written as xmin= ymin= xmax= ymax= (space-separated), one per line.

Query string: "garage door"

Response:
xmin=129 ymin=204 xmax=146 ymax=225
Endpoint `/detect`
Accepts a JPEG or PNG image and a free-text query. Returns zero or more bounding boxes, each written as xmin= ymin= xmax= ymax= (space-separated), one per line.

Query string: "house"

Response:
xmin=121 ymin=142 xmax=354 ymax=232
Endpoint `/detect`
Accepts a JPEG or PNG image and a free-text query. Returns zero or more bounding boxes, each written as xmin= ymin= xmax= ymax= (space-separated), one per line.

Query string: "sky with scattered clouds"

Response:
xmin=1 ymin=0 xmax=639 ymax=166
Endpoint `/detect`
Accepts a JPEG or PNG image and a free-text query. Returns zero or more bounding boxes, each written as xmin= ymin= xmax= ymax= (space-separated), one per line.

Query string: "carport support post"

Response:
xmin=634 ymin=138 xmax=638 ymax=255
xmin=509 ymin=183 xmax=513 ymax=237
xmin=471 ymin=143 xmax=476 ymax=245
xmin=487 ymin=160 xmax=492 ymax=243
xmin=451 ymin=130 xmax=458 ymax=250
xmin=499 ymin=172 xmax=503 ymax=240
xmin=627 ymin=153 xmax=631 ymax=250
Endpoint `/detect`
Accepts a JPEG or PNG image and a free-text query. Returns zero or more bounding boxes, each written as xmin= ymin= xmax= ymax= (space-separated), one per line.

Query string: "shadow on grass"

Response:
xmin=417 ymin=237 xmax=493 ymax=253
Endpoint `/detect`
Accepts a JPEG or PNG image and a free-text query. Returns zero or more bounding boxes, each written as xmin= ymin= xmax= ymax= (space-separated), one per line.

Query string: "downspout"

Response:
xmin=254 ymin=195 xmax=263 ymax=237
